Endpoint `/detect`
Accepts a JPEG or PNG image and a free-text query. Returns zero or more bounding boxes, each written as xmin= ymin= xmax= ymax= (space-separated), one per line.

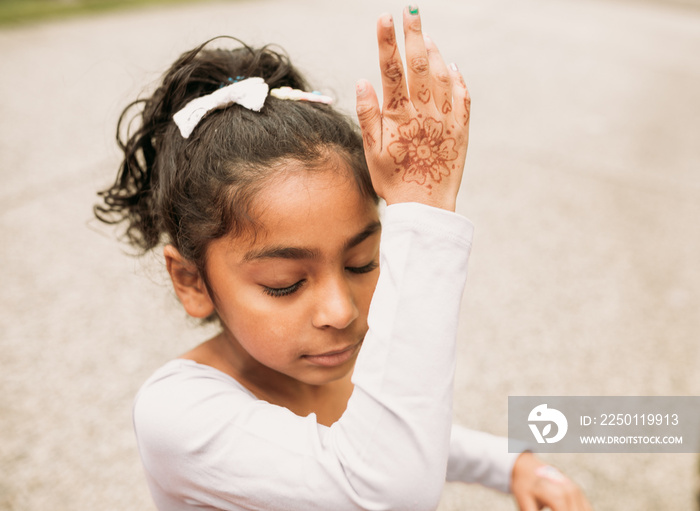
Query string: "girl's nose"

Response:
xmin=312 ymin=276 xmax=359 ymax=330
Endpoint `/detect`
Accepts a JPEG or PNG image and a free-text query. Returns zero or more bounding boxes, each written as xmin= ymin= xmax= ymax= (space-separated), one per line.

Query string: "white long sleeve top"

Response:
xmin=133 ymin=203 xmax=519 ymax=511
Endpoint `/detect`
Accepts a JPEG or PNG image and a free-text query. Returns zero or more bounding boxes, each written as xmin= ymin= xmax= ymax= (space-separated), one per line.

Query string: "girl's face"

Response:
xmin=204 ymin=160 xmax=381 ymax=389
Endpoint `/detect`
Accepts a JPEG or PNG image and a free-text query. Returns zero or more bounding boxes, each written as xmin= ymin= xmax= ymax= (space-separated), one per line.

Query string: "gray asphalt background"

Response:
xmin=1 ymin=0 xmax=699 ymax=509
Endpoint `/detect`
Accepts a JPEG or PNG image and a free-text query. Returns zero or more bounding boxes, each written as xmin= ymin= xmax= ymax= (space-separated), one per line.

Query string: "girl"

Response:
xmin=96 ymin=7 xmax=591 ymax=511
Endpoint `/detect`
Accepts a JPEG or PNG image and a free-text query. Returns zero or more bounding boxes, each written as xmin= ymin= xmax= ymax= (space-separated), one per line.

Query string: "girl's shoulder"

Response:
xmin=133 ymin=359 xmax=259 ymax=442
xmin=136 ymin=358 xmax=257 ymax=403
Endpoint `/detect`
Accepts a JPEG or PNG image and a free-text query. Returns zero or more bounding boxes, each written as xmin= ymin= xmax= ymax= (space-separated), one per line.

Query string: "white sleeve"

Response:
xmin=133 ymin=202 xmax=474 ymax=511
xmin=447 ymin=425 xmax=522 ymax=493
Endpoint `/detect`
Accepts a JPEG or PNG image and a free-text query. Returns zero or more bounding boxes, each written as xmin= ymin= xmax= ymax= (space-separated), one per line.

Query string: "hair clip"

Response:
xmin=270 ymin=87 xmax=333 ymax=105
xmin=173 ymin=78 xmax=333 ymax=139
xmin=219 ymin=76 xmax=246 ymax=89
xmin=174 ymin=77 xmax=269 ymax=138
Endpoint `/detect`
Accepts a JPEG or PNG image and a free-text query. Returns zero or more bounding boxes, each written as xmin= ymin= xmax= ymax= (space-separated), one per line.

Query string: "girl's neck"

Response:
xmin=180 ymin=332 xmax=353 ymax=426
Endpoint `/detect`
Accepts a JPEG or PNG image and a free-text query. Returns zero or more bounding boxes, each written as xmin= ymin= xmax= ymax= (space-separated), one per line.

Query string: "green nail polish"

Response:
xmin=408 ymin=5 xmax=419 ymax=15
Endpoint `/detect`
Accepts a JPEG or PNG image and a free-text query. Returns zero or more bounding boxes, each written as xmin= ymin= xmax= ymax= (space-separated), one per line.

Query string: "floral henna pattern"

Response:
xmin=387 ymin=117 xmax=458 ymax=186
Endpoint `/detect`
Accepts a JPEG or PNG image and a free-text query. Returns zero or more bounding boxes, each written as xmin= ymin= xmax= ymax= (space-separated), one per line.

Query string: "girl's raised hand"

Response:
xmin=356 ymin=7 xmax=470 ymax=212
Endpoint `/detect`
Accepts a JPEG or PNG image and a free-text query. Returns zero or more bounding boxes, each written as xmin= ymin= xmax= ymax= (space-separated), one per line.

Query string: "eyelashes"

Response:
xmin=346 ymin=260 xmax=379 ymax=275
xmin=261 ymin=261 xmax=379 ymax=298
xmin=262 ymin=281 xmax=305 ymax=298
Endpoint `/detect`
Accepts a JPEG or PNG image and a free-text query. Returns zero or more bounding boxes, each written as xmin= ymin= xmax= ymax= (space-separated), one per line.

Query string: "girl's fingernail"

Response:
xmin=449 ymin=62 xmax=459 ymax=72
xmin=382 ymin=14 xmax=393 ymax=27
xmin=408 ymin=5 xmax=419 ymax=15
xmin=535 ymin=465 xmax=567 ymax=484
xmin=356 ymin=80 xmax=367 ymax=96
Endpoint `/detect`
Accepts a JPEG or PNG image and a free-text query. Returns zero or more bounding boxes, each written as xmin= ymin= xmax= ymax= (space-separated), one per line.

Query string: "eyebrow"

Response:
xmin=243 ymin=221 xmax=382 ymax=262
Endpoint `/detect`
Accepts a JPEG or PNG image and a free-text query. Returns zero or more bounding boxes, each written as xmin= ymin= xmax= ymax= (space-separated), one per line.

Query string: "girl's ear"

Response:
xmin=163 ymin=245 xmax=215 ymax=318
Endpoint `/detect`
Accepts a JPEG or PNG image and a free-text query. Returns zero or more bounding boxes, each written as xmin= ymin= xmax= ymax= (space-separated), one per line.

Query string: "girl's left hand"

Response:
xmin=356 ymin=7 xmax=471 ymax=212
xmin=511 ymin=453 xmax=594 ymax=511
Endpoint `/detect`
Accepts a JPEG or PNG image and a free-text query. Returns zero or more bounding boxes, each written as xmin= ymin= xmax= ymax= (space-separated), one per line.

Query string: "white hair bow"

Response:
xmin=173 ymin=77 xmax=269 ymax=138
xmin=173 ymin=77 xmax=334 ymax=139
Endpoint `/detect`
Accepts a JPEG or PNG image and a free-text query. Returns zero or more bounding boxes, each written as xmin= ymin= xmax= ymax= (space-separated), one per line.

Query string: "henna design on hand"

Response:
xmin=363 ymin=132 xmax=376 ymax=150
xmin=387 ymin=117 xmax=458 ymax=187
xmin=388 ymin=93 xmax=409 ymax=110
xmin=454 ymin=74 xmax=470 ymax=124
xmin=385 ymin=45 xmax=409 ymax=111
xmin=441 ymin=100 xmax=452 ymax=114
xmin=417 ymin=89 xmax=431 ymax=104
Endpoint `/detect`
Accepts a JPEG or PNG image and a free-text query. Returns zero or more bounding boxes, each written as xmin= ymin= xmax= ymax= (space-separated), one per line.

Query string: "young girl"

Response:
xmin=97 ymin=7 xmax=591 ymax=511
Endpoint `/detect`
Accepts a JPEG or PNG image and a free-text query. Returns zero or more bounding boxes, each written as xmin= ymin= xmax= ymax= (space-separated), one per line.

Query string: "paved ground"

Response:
xmin=1 ymin=0 xmax=699 ymax=509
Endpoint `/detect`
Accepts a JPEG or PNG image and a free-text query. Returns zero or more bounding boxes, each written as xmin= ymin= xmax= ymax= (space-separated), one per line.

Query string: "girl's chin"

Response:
xmin=297 ymin=359 xmax=358 ymax=387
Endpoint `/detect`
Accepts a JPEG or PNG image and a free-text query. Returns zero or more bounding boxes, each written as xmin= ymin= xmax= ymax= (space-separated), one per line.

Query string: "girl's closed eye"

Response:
xmin=346 ymin=260 xmax=378 ymax=275
xmin=261 ymin=260 xmax=378 ymax=298
xmin=261 ymin=279 xmax=306 ymax=298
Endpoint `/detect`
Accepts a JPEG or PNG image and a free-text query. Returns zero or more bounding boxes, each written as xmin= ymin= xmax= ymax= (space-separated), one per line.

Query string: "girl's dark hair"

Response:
xmin=95 ymin=36 xmax=377 ymax=298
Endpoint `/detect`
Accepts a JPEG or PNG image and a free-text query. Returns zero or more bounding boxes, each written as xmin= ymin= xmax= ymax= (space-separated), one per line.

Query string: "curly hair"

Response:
xmin=95 ymin=36 xmax=377 ymax=300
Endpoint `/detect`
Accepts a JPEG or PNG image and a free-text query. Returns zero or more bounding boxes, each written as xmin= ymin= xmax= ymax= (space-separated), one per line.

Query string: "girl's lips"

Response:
xmin=302 ymin=342 xmax=361 ymax=368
